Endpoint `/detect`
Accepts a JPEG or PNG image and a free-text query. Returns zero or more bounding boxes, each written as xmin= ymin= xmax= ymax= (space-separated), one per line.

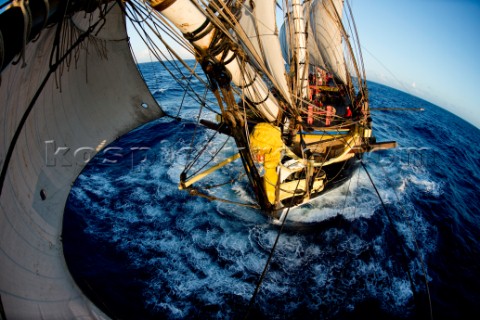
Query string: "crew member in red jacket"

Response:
xmin=344 ymin=106 xmax=352 ymax=119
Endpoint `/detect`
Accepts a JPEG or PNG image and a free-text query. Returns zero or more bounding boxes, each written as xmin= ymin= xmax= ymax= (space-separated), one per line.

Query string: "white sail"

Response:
xmin=238 ymin=0 xmax=291 ymax=104
xmin=279 ymin=0 xmax=309 ymax=100
xmin=305 ymin=13 xmax=325 ymax=68
xmin=279 ymin=3 xmax=324 ymax=71
xmin=0 ymin=3 xmax=163 ymax=318
xmin=279 ymin=4 xmax=325 ymax=70
xmin=310 ymin=0 xmax=348 ymax=84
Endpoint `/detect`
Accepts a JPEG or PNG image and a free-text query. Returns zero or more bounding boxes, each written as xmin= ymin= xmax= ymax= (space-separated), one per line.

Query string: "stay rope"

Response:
xmin=244 ymin=174 xmax=304 ymax=319
xmin=339 ymin=165 xmax=354 ymax=216
xmin=125 ymin=1 xmax=219 ymax=114
xmin=378 ymin=163 xmax=434 ymax=320
xmin=244 ymin=205 xmax=293 ymax=320
xmin=186 ymin=188 xmax=260 ymax=209
xmin=176 ymin=60 xmax=201 ymax=119
xmin=360 ymin=159 xmax=433 ymax=319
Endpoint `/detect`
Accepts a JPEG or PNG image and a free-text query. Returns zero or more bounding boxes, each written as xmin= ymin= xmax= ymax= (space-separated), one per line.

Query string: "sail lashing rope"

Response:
xmin=124 ymin=1 xmax=215 ymax=103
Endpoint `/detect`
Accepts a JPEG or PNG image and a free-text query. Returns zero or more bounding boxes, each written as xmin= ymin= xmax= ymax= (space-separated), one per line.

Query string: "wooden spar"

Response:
xmin=179 ymin=153 xmax=241 ymax=189
xmin=350 ymin=141 xmax=397 ymax=153
xmin=371 ymin=107 xmax=425 ymax=112
xmin=367 ymin=141 xmax=397 ymax=152
xmin=199 ymin=119 xmax=232 ymax=136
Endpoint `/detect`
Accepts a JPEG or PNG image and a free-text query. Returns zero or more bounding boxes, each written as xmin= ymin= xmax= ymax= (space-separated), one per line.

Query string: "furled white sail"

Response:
xmin=238 ymin=0 xmax=291 ymax=104
xmin=151 ymin=0 xmax=280 ymax=122
xmin=291 ymin=0 xmax=309 ymax=99
xmin=0 ymin=3 xmax=163 ymax=319
xmin=310 ymin=0 xmax=348 ymax=84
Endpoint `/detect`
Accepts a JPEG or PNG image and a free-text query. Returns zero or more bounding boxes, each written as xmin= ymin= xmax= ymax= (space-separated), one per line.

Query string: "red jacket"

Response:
xmin=345 ymin=108 xmax=352 ymax=118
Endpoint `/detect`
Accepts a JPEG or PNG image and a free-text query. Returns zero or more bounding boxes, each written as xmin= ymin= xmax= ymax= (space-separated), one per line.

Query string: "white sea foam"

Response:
xmin=153 ymin=88 xmax=167 ymax=95
xmin=283 ymin=169 xmax=382 ymax=223
xmin=67 ymin=113 xmax=438 ymax=318
xmin=407 ymin=174 xmax=442 ymax=197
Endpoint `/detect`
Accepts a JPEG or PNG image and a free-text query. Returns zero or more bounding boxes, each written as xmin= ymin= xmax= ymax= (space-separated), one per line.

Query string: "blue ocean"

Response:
xmin=63 ymin=61 xmax=480 ymax=319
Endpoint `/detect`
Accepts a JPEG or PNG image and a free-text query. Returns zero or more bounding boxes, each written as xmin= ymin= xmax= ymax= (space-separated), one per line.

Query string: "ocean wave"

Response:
xmin=62 ymin=71 xmax=480 ymax=319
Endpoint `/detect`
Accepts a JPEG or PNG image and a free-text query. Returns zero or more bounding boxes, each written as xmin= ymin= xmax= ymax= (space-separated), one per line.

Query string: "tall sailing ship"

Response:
xmin=145 ymin=0 xmax=395 ymax=218
xmin=0 ymin=0 xmax=394 ymax=318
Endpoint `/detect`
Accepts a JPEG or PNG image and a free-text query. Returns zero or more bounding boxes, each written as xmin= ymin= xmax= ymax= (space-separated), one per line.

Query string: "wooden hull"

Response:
xmin=272 ymin=156 xmax=359 ymax=218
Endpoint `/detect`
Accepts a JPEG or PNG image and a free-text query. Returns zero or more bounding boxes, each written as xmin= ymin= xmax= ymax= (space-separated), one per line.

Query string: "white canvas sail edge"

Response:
xmin=0 ymin=3 xmax=163 ymax=319
xmin=279 ymin=8 xmax=326 ymax=76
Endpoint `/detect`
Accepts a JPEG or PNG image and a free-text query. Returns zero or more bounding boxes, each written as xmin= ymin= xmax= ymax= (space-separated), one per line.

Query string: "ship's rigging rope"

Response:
xmin=187 ymin=187 xmax=261 ymax=209
xmin=125 ymin=1 xmax=222 ymax=113
xmin=126 ymin=6 xmax=202 ymax=76
xmin=360 ymin=159 xmax=433 ymax=319
xmin=339 ymin=166 xmax=354 ymax=215
xmin=129 ymin=0 xmax=364 ymax=130
xmin=126 ymin=1 xmax=267 ymax=207
xmin=182 ymin=129 xmax=230 ymax=179
xmin=176 ymin=60 xmax=201 ymax=119
xmin=341 ymin=162 xmax=362 ymax=217
xmin=244 ymin=197 xmax=297 ymax=319
xmin=345 ymin=0 xmax=367 ymax=88
xmin=198 ymin=0 xmax=296 ymax=112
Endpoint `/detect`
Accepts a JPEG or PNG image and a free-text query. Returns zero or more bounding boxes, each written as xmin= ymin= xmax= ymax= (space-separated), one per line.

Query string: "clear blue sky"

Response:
xmin=351 ymin=0 xmax=480 ymax=128
xmin=127 ymin=0 xmax=480 ymax=128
